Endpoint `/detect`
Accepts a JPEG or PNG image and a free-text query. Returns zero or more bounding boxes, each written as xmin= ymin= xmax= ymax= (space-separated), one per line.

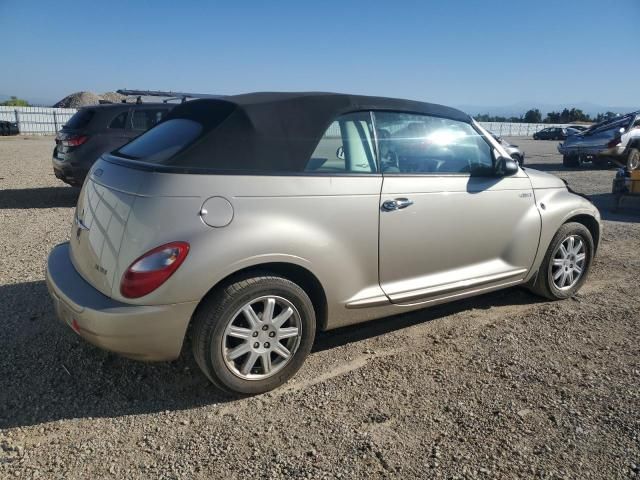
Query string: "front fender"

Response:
xmin=526 ymin=188 xmax=601 ymax=281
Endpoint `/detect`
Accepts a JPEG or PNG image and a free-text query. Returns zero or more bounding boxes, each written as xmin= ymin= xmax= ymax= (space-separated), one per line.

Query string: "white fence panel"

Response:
xmin=0 ymin=106 xmax=78 ymax=135
xmin=478 ymin=121 xmax=573 ymax=137
xmin=0 ymin=107 xmax=578 ymax=138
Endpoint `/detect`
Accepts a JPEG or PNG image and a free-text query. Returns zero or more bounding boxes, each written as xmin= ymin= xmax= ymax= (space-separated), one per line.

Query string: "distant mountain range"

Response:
xmin=456 ymin=101 xmax=639 ymax=118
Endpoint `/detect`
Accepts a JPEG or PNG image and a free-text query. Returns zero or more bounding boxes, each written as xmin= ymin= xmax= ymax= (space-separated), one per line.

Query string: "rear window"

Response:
xmin=116 ymin=119 xmax=202 ymax=163
xmin=65 ymin=109 xmax=95 ymax=129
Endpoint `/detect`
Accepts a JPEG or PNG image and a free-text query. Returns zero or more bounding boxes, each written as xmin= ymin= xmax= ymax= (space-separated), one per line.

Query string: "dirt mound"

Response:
xmin=53 ymin=91 xmax=126 ymax=108
xmin=99 ymin=92 xmax=127 ymax=104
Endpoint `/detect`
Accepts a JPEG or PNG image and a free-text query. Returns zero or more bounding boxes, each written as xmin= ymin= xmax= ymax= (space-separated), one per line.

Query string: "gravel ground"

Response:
xmin=0 ymin=136 xmax=638 ymax=479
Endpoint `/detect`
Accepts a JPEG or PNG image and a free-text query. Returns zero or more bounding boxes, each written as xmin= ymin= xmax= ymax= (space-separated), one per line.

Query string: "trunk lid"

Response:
xmin=69 ymin=158 xmax=147 ymax=297
xmin=564 ymin=116 xmax=632 ymax=148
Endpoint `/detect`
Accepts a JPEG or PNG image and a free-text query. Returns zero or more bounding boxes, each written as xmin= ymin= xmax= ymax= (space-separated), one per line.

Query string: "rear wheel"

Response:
xmin=529 ymin=222 xmax=594 ymax=300
xmin=627 ymin=148 xmax=640 ymax=171
xmin=593 ymin=159 xmax=610 ymax=170
xmin=191 ymin=273 xmax=316 ymax=394
xmin=563 ymin=154 xmax=579 ymax=168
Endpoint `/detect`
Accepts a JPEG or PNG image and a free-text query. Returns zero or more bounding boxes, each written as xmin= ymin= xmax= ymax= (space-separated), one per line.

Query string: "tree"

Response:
xmin=594 ymin=111 xmax=617 ymax=123
xmin=523 ymin=109 xmax=542 ymax=123
xmin=544 ymin=108 xmax=592 ymax=124
xmin=1 ymin=96 xmax=29 ymax=107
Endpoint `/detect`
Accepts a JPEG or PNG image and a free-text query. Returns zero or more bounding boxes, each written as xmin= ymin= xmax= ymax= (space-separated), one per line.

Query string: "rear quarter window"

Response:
xmin=130 ymin=108 xmax=170 ymax=131
xmin=108 ymin=111 xmax=128 ymax=129
xmin=116 ymin=118 xmax=202 ymax=164
xmin=65 ymin=109 xmax=95 ymax=129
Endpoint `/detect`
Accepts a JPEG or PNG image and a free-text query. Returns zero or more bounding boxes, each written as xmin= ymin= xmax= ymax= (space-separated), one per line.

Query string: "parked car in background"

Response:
xmin=491 ymin=133 xmax=524 ymax=166
xmin=52 ymin=102 xmax=174 ymax=186
xmin=558 ymin=111 xmax=640 ymax=170
xmin=46 ymin=92 xmax=601 ymax=394
xmin=533 ymin=127 xmax=570 ymax=140
xmin=568 ymin=125 xmax=589 ymax=132
xmin=0 ymin=120 xmax=19 ymax=136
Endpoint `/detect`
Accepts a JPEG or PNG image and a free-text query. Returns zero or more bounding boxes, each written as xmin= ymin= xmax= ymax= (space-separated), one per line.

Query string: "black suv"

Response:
xmin=533 ymin=127 xmax=568 ymax=140
xmin=53 ymin=103 xmax=173 ymax=186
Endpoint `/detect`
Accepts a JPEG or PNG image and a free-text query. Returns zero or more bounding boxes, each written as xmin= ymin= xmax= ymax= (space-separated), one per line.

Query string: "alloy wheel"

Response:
xmin=550 ymin=235 xmax=587 ymax=290
xmin=222 ymin=296 xmax=302 ymax=380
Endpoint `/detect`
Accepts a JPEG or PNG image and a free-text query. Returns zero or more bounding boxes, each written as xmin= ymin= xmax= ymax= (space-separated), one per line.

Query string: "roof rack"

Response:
xmin=116 ymin=89 xmax=221 ymax=104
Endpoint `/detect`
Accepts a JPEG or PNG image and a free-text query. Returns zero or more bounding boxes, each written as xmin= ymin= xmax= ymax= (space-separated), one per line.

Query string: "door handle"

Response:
xmin=382 ymin=198 xmax=414 ymax=211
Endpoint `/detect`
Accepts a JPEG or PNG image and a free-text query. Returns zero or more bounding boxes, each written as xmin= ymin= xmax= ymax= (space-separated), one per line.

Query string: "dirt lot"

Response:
xmin=1 ymin=136 xmax=639 ymax=479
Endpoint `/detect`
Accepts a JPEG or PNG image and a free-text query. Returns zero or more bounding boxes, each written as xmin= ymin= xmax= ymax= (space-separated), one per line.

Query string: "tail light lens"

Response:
xmin=120 ymin=242 xmax=190 ymax=298
xmin=63 ymin=135 xmax=89 ymax=147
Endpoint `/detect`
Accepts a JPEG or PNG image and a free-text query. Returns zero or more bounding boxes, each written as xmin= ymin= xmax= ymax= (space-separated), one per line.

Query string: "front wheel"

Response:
xmin=511 ymin=154 xmax=524 ymax=167
xmin=627 ymin=148 xmax=640 ymax=171
xmin=191 ymin=273 xmax=316 ymax=394
xmin=529 ymin=222 xmax=594 ymax=300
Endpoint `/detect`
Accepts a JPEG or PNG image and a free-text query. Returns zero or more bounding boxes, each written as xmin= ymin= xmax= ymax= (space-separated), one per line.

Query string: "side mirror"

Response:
xmin=495 ymin=156 xmax=519 ymax=176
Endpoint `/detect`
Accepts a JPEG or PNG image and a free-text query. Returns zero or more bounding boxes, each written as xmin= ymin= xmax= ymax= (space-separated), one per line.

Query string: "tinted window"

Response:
xmin=130 ymin=108 xmax=169 ymax=130
xmin=65 ymin=109 xmax=95 ymax=129
xmin=108 ymin=111 xmax=128 ymax=129
xmin=374 ymin=112 xmax=493 ymax=174
xmin=305 ymin=112 xmax=377 ymax=173
xmin=116 ymin=119 xmax=202 ymax=163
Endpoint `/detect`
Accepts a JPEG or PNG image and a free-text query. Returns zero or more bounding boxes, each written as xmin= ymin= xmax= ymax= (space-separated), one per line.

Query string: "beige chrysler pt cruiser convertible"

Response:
xmin=46 ymin=92 xmax=601 ymax=394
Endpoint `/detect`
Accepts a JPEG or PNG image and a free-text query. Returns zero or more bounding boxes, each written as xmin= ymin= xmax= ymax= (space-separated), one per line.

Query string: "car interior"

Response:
xmin=307 ymin=112 xmax=492 ymax=175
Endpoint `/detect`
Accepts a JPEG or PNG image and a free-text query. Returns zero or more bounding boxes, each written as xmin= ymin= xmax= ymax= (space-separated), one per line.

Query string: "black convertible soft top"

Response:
xmin=115 ymin=92 xmax=472 ymax=173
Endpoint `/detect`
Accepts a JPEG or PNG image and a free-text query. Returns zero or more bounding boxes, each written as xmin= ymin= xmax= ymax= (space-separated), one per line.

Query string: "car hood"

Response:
xmin=524 ymin=168 xmax=566 ymax=189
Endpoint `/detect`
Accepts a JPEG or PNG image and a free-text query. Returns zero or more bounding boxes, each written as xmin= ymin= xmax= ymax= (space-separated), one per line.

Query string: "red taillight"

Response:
xmin=120 ymin=242 xmax=190 ymax=298
xmin=607 ymin=137 xmax=621 ymax=148
xmin=63 ymin=135 xmax=88 ymax=147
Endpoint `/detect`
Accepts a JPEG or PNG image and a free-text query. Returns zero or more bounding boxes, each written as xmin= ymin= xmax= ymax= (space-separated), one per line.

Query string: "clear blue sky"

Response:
xmin=1 ymin=0 xmax=638 ymax=108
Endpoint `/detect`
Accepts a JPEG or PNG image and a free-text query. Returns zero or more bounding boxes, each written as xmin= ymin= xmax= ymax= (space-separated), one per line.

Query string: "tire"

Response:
xmin=529 ymin=222 xmax=594 ymax=300
xmin=627 ymin=148 xmax=640 ymax=171
xmin=191 ymin=273 xmax=316 ymax=395
xmin=592 ymin=159 xmax=610 ymax=170
xmin=563 ymin=154 xmax=579 ymax=168
xmin=511 ymin=154 xmax=523 ymax=167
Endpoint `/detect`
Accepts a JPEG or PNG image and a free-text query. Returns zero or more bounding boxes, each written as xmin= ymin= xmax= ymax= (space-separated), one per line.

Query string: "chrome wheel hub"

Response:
xmin=222 ymin=296 xmax=302 ymax=380
xmin=550 ymin=235 xmax=586 ymax=290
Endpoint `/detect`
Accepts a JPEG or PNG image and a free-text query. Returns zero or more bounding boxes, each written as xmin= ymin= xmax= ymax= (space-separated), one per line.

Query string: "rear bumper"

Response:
xmin=45 ymin=242 xmax=198 ymax=361
xmin=52 ymin=150 xmax=88 ymax=186
xmin=557 ymin=144 xmax=626 ymax=158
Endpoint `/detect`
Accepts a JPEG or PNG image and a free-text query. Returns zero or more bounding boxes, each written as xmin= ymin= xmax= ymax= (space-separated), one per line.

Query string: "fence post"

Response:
xmin=14 ymin=109 xmax=21 ymax=134
xmin=53 ymin=110 xmax=58 ymax=133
